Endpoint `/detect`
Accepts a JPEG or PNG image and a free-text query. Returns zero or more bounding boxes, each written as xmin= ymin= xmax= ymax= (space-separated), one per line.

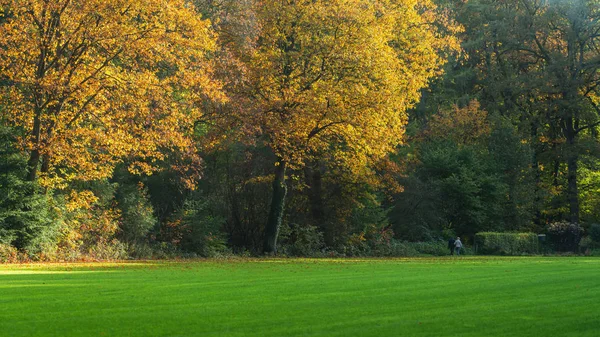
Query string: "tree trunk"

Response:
xmin=26 ymin=149 xmax=41 ymax=182
xmin=566 ymin=154 xmax=579 ymax=224
xmin=26 ymin=107 xmax=43 ymax=182
xmin=531 ymin=123 xmax=543 ymax=229
xmin=263 ymin=158 xmax=287 ymax=254
xmin=41 ymin=153 xmax=50 ymax=175
xmin=309 ymin=165 xmax=324 ymax=221
xmin=564 ymin=117 xmax=580 ymax=224
xmin=304 ymin=164 xmax=323 ymax=216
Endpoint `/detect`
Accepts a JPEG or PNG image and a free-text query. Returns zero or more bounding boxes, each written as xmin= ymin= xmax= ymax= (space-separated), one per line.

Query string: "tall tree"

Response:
xmin=452 ymin=0 xmax=600 ymax=224
xmin=0 ymin=0 xmax=223 ymax=188
xmin=390 ymin=101 xmax=532 ymax=240
xmin=531 ymin=0 xmax=600 ymax=224
xmin=209 ymin=0 xmax=459 ymax=253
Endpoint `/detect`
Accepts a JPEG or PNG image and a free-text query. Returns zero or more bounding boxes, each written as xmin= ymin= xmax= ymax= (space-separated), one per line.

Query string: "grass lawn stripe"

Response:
xmin=0 ymin=257 xmax=599 ymax=336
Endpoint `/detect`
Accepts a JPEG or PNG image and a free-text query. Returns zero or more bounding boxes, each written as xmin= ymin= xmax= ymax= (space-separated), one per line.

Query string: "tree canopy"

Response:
xmin=0 ymin=0 xmax=223 ymax=188
xmin=1 ymin=0 xmax=600 ymax=260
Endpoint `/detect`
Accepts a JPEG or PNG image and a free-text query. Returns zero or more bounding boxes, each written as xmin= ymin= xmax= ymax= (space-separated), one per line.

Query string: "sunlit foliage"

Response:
xmin=0 ymin=0 xmax=223 ymax=188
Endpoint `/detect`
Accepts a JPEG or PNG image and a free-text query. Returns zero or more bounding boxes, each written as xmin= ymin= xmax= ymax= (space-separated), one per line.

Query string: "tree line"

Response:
xmin=1 ymin=0 xmax=599 ymax=260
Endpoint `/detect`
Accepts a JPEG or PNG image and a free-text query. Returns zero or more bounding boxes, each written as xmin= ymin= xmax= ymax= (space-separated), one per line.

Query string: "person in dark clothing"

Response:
xmin=448 ymin=238 xmax=455 ymax=255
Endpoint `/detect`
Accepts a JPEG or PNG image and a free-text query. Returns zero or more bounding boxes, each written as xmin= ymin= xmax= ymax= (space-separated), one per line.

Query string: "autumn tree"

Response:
xmin=0 ymin=0 xmax=223 ymax=189
xmin=459 ymin=0 xmax=600 ymax=224
xmin=206 ymin=0 xmax=459 ymax=253
xmin=391 ymin=100 xmax=533 ymax=240
xmin=528 ymin=0 xmax=600 ymax=224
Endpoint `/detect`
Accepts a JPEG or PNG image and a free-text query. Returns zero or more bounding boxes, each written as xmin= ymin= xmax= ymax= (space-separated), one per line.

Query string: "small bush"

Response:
xmin=405 ymin=241 xmax=450 ymax=256
xmin=0 ymin=126 xmax=59 ymax=254
xmin=50 ymin=189 xmax=122 ymax=261
xmin=587 ymin=249 xmax=600 ymax=257
xmin=589 ymin=224 xmax=600 ymax=244
xmin=0 ymin=243 xmax=18 ymax=263
xmin=0 ymin=184 xmax=58 ymax=254
xmin=365 ymin=225 xmax=394 ymax=256
xmin=579 ymin=236 xmax=593 ymax=254
xmin=475 ymin=232 xmax=539 ymax=255
xmin=151 ymin=242 xmax=181 ymax=259
xmin=342 ymin=238 xmax=453 ymax=257
xmin=86 ymin=239 xmax=128 ymax=261
xmin=116 ymin=182 xmax=156 ymax=244
xmin=546 ymin=222 xmax=583 ymax=252
xmin=176 ymin=200 xmax=228 ymax=257
xmin=340 ymin=225 xmax=394 ymax=257
xmin=278 ymin=223 xmax=324 ymax=256
xmin=388 ymin=241 xmax=419 ymax=257
xmin=341 ymin=232 xmax=370 ymax=256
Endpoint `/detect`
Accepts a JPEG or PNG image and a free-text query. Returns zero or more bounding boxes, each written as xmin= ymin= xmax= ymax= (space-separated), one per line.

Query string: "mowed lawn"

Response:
xmin=1 ymin=257 xmax=599 ymax=337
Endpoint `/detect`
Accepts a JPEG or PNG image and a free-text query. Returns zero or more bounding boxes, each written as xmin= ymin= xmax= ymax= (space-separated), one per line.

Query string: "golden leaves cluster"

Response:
xmin=0 ymin=0 xmax=223 ymax=187
xmin=425 ymin=100 xmax=491 ymax=145
xmin=0 ymin=0 xmax=459 ymax=187
xmin=224 ymin=0 xmax=459 ymax=173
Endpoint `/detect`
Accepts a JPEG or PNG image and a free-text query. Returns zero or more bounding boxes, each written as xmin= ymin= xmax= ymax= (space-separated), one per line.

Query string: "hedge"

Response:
xmin=475 ymin=232 xmax=539 ymax=255
xmin=546 ymin=222 xmax=583 ymax=252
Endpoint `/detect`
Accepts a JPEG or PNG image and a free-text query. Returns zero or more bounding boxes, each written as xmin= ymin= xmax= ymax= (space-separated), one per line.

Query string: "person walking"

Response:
xmin=454 ymin=237 xmax=463 ymax=256
xmin=448 ymin=237 xmax=455 ymax=255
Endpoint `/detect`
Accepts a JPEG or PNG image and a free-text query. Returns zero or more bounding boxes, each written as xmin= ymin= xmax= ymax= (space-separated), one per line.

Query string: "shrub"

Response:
xmin=0 ymin=180 xmax=57 ymax=254
xmin=49 ymin=188 xmax=122 ymax=261
xmin=373 ymin=240 xmax=457 ymax=257
xmin=475 ymin=232 xmax=539 ymax=255
xmin=338 ymin=237 xmax=466 ymax=257
xmin=405 ymin=241 xmax=450 ymax=256
xmin=579 ymin=236 xmax=593 ymax=254
xmin=365 ymin=225 xmax=394 ymax=256
xmin=278 ymin=223 xmax=324 ymax=256
xmin=546 ymin=222 xmax=583 ymax=252
xmin=589 ymin=223 xmax=600 ymax=244
xmin=388 ymin=241 xmax=419 ymax=257
xmin=0 ymin=243 xmax=18 ymax=263
xmin=0 ymin=126 xmax=60 ymax=256
xmin=342 ymin=232 xmax=370 ymax=256
xmin=176 ymin=200 xmax=227 ymax=257
xmin=116 ymin=182 xmax=156 ymax=244
xmin=85 ymin=239 xmax=128 ymax=261
xmin=149 ymin=242 xmax=180 ymax=259
xmin=340 ymin=225 xmax=394 ymax=257
xmin=587 ymin=249 xmax=600 ymax=257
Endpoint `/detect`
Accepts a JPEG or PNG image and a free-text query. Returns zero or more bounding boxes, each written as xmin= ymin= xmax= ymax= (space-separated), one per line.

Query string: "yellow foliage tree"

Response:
xmin=0 ymin=0 xmax=223 ymax=188
xmin=425 ymin=100 xmax=490 ymax=146
xmin=210 ymin=0 xmax=460 ymax=253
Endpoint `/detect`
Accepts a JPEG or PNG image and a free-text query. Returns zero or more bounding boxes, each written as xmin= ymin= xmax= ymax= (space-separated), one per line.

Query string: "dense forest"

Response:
xmin=1 ymin=0 xmax=600 ymax=260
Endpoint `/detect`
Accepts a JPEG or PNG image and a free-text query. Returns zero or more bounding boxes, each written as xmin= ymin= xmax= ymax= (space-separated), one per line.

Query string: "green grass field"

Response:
xmin=1 ymin=257 xmax=599 ymax=336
